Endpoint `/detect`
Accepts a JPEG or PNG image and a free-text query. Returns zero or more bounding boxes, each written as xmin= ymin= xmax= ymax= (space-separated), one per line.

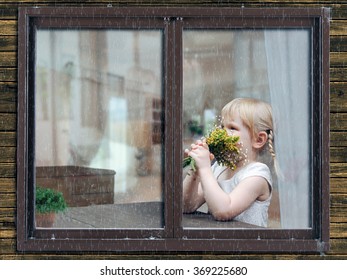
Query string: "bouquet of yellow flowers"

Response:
xmin=183 ymin=127 xmax=240 ymax=172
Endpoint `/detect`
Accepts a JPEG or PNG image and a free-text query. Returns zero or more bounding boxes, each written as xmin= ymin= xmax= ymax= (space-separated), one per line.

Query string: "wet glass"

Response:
xmin=182 ymin=29 xmax=311 ymax=229
xmin=35 ymin=30 xmax=164 ymax=229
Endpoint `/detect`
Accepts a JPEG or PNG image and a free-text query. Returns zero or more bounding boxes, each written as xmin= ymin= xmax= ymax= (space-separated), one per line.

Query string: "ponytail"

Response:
xmin=267 ymin=129 xmax=282 ymax=179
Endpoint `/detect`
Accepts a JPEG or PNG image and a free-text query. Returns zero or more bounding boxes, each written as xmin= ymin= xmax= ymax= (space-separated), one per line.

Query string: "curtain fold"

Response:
xmin=264 ymin=30 xmax=311 ymax=228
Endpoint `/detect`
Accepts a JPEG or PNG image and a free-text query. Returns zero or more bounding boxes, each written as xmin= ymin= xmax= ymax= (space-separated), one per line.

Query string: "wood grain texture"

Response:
xmin=331 ymin=113 xmax=347 ymax=130
xmin=0 ymin=163 xmax=15 ymax=178
xmin=330 ymin=178 xmax=347 ymax=194
xmin=331 ymin=82 xmax=347 ymax=113
xmin=0 ymin=132 xmax=16 ymax=146
xmin=0 ymin=20 xmax=16 ymax=36
xmin=331 ymin=131 xmax=347 ymax=146
xmin=0 ymin=52 xmax=16 ymax=67
xmin=331 ymin=36 xmax=347 ymax=52
xmin=331 ymin=147 xmax=347 ymax=163
xmin=0 ymin=36 xmax=17 ymax=51
xmin=0 ymin=113 xmax=16 ymax=130
xmin=0 ymin=0 xmax=346 ymax=259
xmin=0 ymin=68 xmax=16 ymax=82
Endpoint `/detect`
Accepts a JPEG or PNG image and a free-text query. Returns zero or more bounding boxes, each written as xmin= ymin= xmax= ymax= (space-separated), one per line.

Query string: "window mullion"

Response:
xmin=163 ymin=17 xmax=176 ymax=238
xmin=171 ymin=17 xmax=185 ymax=238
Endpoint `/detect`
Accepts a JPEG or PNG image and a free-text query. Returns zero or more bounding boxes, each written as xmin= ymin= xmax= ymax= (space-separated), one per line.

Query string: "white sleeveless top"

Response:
xmin=198 ymin=162 xmax=272 ymax=227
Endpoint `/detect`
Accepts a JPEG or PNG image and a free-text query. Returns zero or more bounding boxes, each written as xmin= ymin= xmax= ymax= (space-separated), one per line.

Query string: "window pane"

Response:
xmin=182 ymin=29 xmax=311 ymax=229
xmin=35 ymin=30 xmax=164 ymax=229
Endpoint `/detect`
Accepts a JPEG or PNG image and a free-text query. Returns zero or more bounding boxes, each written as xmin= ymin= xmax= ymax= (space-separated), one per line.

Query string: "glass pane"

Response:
xmin=35 ymin=30 xmax=164 ymax=229
xmin=182 ymin=29 xmax=311 ymax=229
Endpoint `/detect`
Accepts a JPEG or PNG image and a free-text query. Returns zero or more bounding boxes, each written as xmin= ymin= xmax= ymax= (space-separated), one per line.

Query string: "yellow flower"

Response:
xmin=183 ymin=127 xmax=240 ymax=172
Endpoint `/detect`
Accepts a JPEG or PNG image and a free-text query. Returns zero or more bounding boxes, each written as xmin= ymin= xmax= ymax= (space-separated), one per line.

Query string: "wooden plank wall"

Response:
xmin=0 ymin=0 xmax=346 ymax=259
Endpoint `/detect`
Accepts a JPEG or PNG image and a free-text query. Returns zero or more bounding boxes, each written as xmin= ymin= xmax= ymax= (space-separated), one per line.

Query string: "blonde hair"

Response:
xmin=221 ymin=97 xmax=278 ymax=173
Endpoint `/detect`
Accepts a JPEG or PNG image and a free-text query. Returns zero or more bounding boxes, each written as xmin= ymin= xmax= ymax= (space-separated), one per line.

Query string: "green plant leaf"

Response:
xmin=35 ymin=186 xmax=67 ymax=214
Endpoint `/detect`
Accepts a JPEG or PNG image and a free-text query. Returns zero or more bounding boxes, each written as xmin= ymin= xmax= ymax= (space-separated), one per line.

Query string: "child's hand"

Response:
xmin=184 ymin=139 xmax=207 ymax=156
xmin=185 ymin=139 xmax=213 ymax=173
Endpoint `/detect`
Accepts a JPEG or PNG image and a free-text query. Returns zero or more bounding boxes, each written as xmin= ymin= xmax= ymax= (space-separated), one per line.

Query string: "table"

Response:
xmin=183 ymin=211 xmax=259 ymax=228
xmin=52 ymin=201 xmax=256 ymax=229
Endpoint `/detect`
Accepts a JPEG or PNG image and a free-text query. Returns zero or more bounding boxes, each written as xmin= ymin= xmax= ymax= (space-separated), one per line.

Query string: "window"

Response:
xmin=17 ymin=7 xmax=330 ymax=252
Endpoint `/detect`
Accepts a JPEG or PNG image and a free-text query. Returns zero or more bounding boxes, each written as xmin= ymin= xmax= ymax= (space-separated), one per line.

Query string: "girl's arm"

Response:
xmin=182 ymin=140 xmax=208 ymax=213
xmin=182 ymin=172 xmax=205 ymax=213
xmin=188 ymin=143 xmax=270 ymax=221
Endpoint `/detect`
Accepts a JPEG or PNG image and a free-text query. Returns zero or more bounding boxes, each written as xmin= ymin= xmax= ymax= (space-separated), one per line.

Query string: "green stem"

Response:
xmin=182 ymin=156 xmax=196 ymax=172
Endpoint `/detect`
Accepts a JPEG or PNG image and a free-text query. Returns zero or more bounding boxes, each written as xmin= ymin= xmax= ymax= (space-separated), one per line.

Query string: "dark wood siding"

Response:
xmin=0 ymin=1 xmax=346 ymax=258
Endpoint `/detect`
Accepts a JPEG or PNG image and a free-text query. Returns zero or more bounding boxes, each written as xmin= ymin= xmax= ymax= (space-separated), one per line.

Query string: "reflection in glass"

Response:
xmin=35 ymin=30 xmax=164 ymax=228
xmin=182 ymin=30 xmax=311 ymax=229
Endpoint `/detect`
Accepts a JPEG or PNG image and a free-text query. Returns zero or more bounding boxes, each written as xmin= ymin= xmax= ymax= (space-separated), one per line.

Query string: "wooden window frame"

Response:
xmin=17 ymin=7 xmax=330 ymax=253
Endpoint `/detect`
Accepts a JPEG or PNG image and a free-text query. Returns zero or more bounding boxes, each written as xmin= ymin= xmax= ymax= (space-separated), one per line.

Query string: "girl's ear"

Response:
xmin=252 ymin=131 xmax=268 ymax=149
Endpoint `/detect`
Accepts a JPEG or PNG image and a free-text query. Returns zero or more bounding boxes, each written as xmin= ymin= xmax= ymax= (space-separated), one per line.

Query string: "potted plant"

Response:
xmin=35 ymin=186 xmax=67 ymax=227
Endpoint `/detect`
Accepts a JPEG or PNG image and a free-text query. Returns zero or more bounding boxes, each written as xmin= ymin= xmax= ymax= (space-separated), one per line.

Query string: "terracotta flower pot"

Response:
xmin=35 ymin=212 xmax=56 ymax=227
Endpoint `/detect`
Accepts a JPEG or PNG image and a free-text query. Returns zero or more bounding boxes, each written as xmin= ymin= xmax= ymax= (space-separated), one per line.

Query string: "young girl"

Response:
xmin=183 ymin=97 xmax=276 ymax=227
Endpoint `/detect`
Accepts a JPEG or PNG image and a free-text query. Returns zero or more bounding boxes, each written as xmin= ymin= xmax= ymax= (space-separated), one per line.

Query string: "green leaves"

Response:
xmin=183 ymin=156 xmax=197 ymax=172
xmin=35 ymin=186 xmax=67 ymax=214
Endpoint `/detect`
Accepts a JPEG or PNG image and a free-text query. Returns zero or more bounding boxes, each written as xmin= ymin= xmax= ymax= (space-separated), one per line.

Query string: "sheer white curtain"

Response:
xmin=264 ymin=30 xmax=311 ymax=228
